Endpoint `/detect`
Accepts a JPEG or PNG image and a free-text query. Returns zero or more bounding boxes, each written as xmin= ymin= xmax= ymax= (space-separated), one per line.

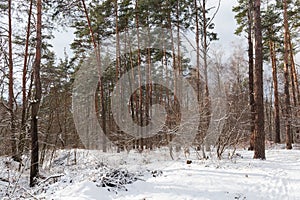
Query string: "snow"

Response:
xmin=54 ymin=181 xmax=111 ymax=200
xmin=1 ymin=146 xmax=300 ymax=200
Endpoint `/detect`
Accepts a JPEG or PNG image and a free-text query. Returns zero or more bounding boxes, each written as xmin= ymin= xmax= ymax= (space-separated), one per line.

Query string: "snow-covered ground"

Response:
xmin=1 ymin=146 xmax=300 ymax=200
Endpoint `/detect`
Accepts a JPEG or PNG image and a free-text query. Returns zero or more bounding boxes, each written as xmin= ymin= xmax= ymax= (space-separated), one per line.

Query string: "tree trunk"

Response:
xmin=146 ymin=22 xmax=152 ymax=148
xmin=194 ymin=0 xmax=201 ymax=103
xmin=269 ymin=40 xmax=280 ymax=143
xmin=30 ymin=0 xmax=42 ymax=187
xmin=135 ymin=0 xmax=143 ymax=151
xmin=8 ymin=0 xmax=18 ymax=161
xmin=20 ymin=0 xmax=33 ymax=158
xmin=202 ymin=0 xmax=209 ymax=99
xmin=201 ymin=0 xmax=211 ymax=152
xmin=194 ymin=0 xmax=203 ymax=149
xmin=115 ymin=0 xmax=120 ymax=80
xmin=289 ymin=37 xmax=300 ymax=104
xmin=248 ymin=0 xmax=255 ymax=151
xmin=288 ymin=32 xmax=300 ymax=139
xmin=283 ymin=0 xmax=292 ymax=150
xmin=287 ymin=30 xmax=297 ymax=108
xmin=81 ymin=0 xmax=107 ymax=152
xmin=253 ymin=0 xmax=265 ymax=159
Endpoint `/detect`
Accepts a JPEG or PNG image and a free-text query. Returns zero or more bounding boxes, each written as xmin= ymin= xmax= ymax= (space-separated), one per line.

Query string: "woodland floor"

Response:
xmin=1 ymin=144 xmax=300 ymax=200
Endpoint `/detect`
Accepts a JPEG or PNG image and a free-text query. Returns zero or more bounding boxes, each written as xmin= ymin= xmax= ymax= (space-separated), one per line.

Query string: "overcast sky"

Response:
xmin=213 ymin=0 xmax=241 ymax=52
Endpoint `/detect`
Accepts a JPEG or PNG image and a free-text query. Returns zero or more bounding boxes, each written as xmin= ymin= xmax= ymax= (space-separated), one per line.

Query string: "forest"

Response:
xmin=0 ymin=0 xmax=300 ymax=197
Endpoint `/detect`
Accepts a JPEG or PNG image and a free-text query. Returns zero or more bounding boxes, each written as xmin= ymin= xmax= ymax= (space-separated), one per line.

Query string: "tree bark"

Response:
xmin=30 ymin=0 xmax=42 ymax=187
xmin=194 ymin=0 xmax=200 ymax=103
xmin=194 ymin=0 xmax=203 ymax=149
xmin=269 ymin=40 xmax=280 ymax=143
xmin=287 ymin=30 xmax=297 ymax=108
xmin=201 ymin=0 xmax=211 ymax=152
xmin=20 ymin=0 xmax=33 ymax=158
xmin=283 ymin=0 xmax=292 ymax=150
xmin=288 ymin=31 xmax=300 ymax=139
xmin=288 ymin=34 xmax=297 ymax=108
xmin=248 ymin=0 xmax=255 ymax=151
xmin=8 ymin=0 xmax=18 ymax=161
xmin=135 ymin=0 xmax=143 ymax=151
xmin=202 ymin=0 xmax=209 ymax=99
xmin=253 ymin=0 xmax=265 ymax=159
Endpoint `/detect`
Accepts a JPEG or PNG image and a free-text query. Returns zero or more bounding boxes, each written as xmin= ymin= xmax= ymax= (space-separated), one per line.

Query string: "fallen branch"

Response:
xmin=38 ymin=174 xmax=64 ymax=186
xmin=0 ymin=177 xmax=9 ymax=183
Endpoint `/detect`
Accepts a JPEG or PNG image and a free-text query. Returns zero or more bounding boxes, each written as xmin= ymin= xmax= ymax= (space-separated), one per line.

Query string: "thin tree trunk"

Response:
xmin=176 ymin=1 xmax=181 ymax=74
xmin=176 ymin=0 xmax=182 ymax=141
xmin=114 ymin=0 xmax=120 ymax=152
xmin=288 ymin=35 xmax=297 ymax=107
xmin=201 ymin=0 xmax=211 ymax=152
xmin=269 ymin=40 xmax=280 ymax=143
xmin=167 ymin=0 xmax=176 ymax=145
xmin=135 ymin=0 xmax=143 ymax=151
xmin=288 ymin=32 xmax=300 ymax=138
xmin=20 ymin=0 xmax=33 ymax=158
xmin=146 ymin=23 xmax=151 ymax=148
xmin=115 ymin=0 xmax=120 ymax=80
xmin=248 ymin=0 xmax=255 ymax=151
xmin=162 ymin=29 xmax=171 ymax=145
xmin=194 ymin=0 xmax=204 ymax=150
xmin=127 ymin=27 xmax=138 ymax=149
xmin=30 ymin=0 xmax=42 ymax=187
xmin=287 ymin=30 xmax=298 ymax=108
xmin=127 ymin=28 xmax=136 ymax=125
xmin=8 ymin=0 xmax=18 ymax=161
xmin=202 ymin=0 xmax=209 ymax=99
xmin=253 ymin=0 xmax=265 ymax=159
xmin=81 ymin=0 xmax=107 ymax=152
xmin=194 ymin=0 xmax=201 ymax=103
xmin=283 ymin=0 xmax=292 ymax=150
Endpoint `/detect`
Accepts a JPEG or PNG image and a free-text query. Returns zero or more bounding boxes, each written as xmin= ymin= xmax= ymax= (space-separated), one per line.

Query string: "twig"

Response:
xmin=20 ymin=187 xmax=39 ymax=200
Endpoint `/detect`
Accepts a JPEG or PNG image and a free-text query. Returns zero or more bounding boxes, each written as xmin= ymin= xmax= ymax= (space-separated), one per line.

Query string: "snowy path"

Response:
xmin=47 ymin=149 xmax=300 ymax=200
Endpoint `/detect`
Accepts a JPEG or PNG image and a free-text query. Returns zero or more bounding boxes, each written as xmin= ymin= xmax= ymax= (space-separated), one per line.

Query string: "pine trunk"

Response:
xmin=135 ymin=0 xmax=143 ymax=151
xmin=8 ymin=0 xmax=18 ymax=161
xmin=194 ymin=0 xmax=200 ymax=103
xmin=248 ymin=0 xmax=255 ymax=150
xmin=283 ymin=0 xmax=292 ymax=150
xmin=269 ymin=40 xmax=280 ymax=143
xmin=253 ymin=0 xmax=265 ymax=159
xmin=30 ymin=0 xmax=42 ymax=187
xmin=20 ymin=0 xmax=33 ymax=157
xmin=287 ymin=31 xmax=297 ymax=107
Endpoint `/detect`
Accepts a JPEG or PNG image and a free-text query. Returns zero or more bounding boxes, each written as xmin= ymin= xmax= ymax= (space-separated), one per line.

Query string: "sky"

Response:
xmin=51 ymin=0 xmax=240 ymax=61
xmin=213 ymin=0 xmax=241 ymax=54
